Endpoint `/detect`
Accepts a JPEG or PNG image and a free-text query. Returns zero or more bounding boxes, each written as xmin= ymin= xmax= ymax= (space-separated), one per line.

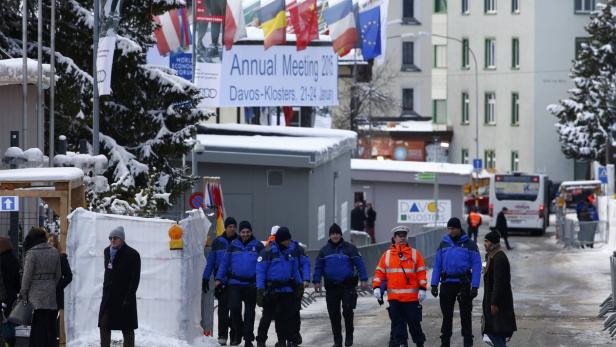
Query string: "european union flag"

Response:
xmin=358 ymin=5 xmax=381 ymax=60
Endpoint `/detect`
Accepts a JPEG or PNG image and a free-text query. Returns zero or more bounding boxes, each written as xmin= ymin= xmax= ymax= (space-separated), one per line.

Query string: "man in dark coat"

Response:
xmin=99 ymin=226 xmax=141 ymax=347
xmin=365 ymin=203 xmax=377 ymax=243
xmin=350 ymin=202 xmax=366 ymax=231
xmin=482 ymin=231 xmax=516 ymax=346
xmin=495 ymin=207 xmax=513 ymax=250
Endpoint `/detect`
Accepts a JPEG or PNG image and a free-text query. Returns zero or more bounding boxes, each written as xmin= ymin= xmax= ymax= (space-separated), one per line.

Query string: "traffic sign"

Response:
xmin=415 ymin=172 xmax=436 ymax=182
xmin=599 ymin=166 xmax=608 ymax=184
xmin=189 ymin=192 xmax=205 ymax=209
xmin=0 ymin=196 xmax=19 ymax=212
xmin=473 ymin=159 xmax=482 ymax=171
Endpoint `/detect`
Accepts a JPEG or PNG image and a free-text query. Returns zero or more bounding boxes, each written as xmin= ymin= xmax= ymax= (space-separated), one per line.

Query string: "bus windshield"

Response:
xmin=494 ymin=175 xmax=540 ymax=201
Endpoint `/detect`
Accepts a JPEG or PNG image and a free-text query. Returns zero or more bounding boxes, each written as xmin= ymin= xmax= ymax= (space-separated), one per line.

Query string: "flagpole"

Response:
xmin=93 ymin=0 xmax=100 ymax=155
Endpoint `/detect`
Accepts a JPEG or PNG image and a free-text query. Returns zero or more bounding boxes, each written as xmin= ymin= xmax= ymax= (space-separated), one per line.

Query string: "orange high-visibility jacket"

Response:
xmin=373 ymin=244 xmax=427 ymax=302
xmin=469 ymin=212 xmax=482 ymax=228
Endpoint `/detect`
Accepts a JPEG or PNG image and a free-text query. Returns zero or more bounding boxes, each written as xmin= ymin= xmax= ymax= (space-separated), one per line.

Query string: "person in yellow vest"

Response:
xmin=373 ymin=226 xmax=427 ymax=347
xmin=466 ymin=207 xmax=482 ymax=243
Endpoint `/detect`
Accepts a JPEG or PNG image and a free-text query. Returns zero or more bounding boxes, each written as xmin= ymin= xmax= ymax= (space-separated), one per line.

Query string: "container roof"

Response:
xmin=352 ymin=159 xmax=473 ymax=175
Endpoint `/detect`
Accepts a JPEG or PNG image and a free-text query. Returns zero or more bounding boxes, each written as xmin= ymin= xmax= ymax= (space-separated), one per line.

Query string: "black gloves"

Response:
xmin=431 ymin=286 xmax=439 ymax=298
xmin=256 ymin=289 xmax=265 ymax=307
xmin=214 ymin=283 xmax=224 ymax=299
xmin=202 ymin=279 xmax=209 ymax=293
xmin=470 ymin=287 xmax=478 ymax=299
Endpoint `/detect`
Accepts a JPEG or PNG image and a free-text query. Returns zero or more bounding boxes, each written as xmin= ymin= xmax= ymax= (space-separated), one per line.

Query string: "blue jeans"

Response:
xmin=487 ymin=334 xmax=507 ymax=347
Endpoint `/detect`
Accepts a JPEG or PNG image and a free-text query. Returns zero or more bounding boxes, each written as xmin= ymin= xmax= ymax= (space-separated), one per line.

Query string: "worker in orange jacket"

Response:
xmin=373 ymin=226 xmax=427 ymax=347
xmin=467 ymin=207 xmax=482 ymax=243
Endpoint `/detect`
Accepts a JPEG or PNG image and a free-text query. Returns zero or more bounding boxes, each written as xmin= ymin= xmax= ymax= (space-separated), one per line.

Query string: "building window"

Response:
xmin=511 ymin=151 xmax=519 ymax=171
xmin=512 ymin=0 xmax=520 ymax=13
xmin=462 ymin=148 xmax=469 ymax=164
xmin=462 ymin=92 xmax=470 ymax=124
xmin=403 ymin=0 xmax=415 ymax=19
xmin=575 ymin=37 xmax=590 ymax=58
xmin=485 ymin=38 xmax=496 ymax=69
xmin=434 ymin=45 xmax=447 ymax=68
xmin=462 ymin=0 xmax=470 ymax=14
xmin=433 ymin=99 xmax=447 ymax=123
xmin=511 ymin=38 xmax=520 ymax=69
xmin=575 ymin=0 xmax=595 ymax=13
xmin=484 ymin=150 xmax=496 ymax=169
xmin=402 ymin=41 xmax=419 ymax=71
xmin=511 ymin=92 xmax=519 ymax=125
xmin=462 ymin=38 xmax=470 ymax=69
xmin=435 ymin=0 xmax=447 ymax=13
xmin=485 ymin=92 xmax=496 ymax=124
xmin=485 ymin=0 xmax=497 ymax=13
xmin=402 ymin=89 xmax=414 ymax=111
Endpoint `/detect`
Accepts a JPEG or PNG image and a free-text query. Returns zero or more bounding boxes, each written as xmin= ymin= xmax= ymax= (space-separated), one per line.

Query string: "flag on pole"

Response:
xmin=224 ymin=0 xmax=247 ymax=50
xmin=323 ymin=0 xmax=358 ymax=56
xmin=259 ymin=0 xmax=287 ymax=49
xmin=358 ymin=5 xmax=381 ymax=60
xmin=154 ymin=9 xmax=188 ymax=56
xmin=289 ymin=0 xmax=318 ymax=51
xmin=204 ymin=180 xmax=226 ymax=237
xmin=178 ymin=7 xmax=191 ymax=50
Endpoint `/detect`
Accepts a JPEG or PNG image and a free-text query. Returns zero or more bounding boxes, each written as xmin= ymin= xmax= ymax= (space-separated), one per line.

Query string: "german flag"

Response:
xmin=259 ymin=0 xmax=286 ymax=49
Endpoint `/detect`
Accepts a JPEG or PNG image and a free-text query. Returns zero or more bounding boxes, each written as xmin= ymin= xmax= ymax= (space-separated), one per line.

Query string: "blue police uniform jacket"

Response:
xmin=203 ymin=233 xmax=237 ymax=280
xmin=256 ymin=243 xmax=303 ymax=293
xmin=430 ymin=232 xmax=482 ymax=288
xmin=312 ymin=238 xmax=368 ymax=285
xmin=288 ymin=240 xmax=311 ymax=282
xmin=216 ymin=236 xmax=265 ymax=286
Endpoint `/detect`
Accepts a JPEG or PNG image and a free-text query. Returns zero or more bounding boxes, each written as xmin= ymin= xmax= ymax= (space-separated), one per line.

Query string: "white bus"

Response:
xmin=489 ymin=173 xmax=550 ymax=235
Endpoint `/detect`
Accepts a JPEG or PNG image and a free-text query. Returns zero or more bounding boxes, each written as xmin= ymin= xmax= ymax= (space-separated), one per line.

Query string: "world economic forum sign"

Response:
xmin=195 ymin=44 xmax=339 ymax=108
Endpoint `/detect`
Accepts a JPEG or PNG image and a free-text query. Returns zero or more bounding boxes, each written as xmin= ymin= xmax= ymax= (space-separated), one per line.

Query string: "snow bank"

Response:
xmin=0 ymin=58 xmax=51 ymax=87
xmin=69 ymin=328 xmax=218 ymax=347
xmin=0 ymin=167 xmax=84 ymax=182
xmin=351 ymin=159 xmax=474 ymax=176
xmin=65 ymin=208 xmax=210 ymax=346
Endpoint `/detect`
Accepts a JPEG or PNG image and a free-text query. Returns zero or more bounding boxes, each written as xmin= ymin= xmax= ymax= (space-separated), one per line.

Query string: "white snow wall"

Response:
xmin=64 ymin=208 xmax=210 ymax=345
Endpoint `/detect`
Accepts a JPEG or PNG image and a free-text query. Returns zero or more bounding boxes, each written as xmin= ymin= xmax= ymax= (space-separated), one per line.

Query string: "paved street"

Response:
xmin=298 ymin=224 xmax=614 ymax=347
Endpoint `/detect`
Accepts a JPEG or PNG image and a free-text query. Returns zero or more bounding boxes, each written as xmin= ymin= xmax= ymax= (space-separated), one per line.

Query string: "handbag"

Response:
xmin=7 ymin=298 xmax=33 ymax=326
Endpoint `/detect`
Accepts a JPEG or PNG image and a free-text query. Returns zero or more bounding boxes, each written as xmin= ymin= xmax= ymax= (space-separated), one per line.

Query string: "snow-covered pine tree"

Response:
xmin=0 ymin=0 xmax=210 ymax=215
xmin=548 ymin=1 xmax=616 ymax=163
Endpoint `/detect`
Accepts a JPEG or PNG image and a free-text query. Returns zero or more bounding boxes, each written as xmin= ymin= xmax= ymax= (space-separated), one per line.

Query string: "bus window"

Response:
xmin=494 ymin=175 xmax=540 ymax=201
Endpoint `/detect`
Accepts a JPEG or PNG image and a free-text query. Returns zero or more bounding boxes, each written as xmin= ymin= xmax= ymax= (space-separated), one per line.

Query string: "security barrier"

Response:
xmin=598 ymin=256 xmax=616 ymax=337
xmin=556 ymin=214 xmax=607 ymax=248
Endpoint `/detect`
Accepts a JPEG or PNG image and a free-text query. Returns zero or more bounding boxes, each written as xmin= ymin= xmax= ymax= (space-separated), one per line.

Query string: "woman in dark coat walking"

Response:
xmin=98 ymin=226 xmax=141 ymax=347
xmin=0 ymin=237 xmax=20 ymax=347
xmin=48 ymin=234 xmax=73 ymax=345
xmin=482 ymin=231 xmax=516 ymax=347
xmin=20 ymin=227 xmax=62 ymax=347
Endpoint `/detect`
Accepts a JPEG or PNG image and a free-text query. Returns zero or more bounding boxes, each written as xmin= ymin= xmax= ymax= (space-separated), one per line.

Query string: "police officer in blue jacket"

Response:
xmin=430 ymin=217 xmax=482 ymax=347
xmin=284 ymin=239 xmax=311 ymax=345
xmin=216 ymin=221 xmax=264 ymax=347
xmin=203 ymin=217 xmax=238 ymax=346
xmin=313 ymin=223 xmax=368 ymax=347
xmin=256 ymin=227 xmax=303 ymax=347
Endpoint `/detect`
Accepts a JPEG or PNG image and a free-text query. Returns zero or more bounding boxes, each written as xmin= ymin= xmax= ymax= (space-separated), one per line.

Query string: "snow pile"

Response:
xmin=351 ymin=159 xmax=474 ymax=176
xmin=65 ymin=208 xmax=210 ymax=347
xmin=0 ymin=58 xmax=51 ymax=87
xmin=0 ymin=167 xmax=84 ymax=182
xmin=69 ymin=328 xmax=218 ymax=347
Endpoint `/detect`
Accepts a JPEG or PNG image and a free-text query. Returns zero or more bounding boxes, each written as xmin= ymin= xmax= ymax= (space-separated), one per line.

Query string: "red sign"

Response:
xmin=189 ymin=192 xmax=205 ymax=209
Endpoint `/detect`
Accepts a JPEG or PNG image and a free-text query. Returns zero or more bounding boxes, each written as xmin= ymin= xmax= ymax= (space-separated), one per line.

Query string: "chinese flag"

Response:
xmin=289 ymin=0 xmax=318 ymax=51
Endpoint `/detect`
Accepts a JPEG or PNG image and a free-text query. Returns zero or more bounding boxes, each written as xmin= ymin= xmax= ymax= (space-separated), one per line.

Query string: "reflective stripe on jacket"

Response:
xmin=373 ymin=244 xmax=427 ymax=302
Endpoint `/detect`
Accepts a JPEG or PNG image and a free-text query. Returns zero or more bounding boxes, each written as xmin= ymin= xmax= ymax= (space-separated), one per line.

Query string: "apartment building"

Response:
xmin=446 ymin=0 xmax=598 ymax=182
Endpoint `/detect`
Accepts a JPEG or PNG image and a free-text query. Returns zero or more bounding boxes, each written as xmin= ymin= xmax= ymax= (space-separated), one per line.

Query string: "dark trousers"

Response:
xmin=467 ymin=227 xmax=478 ymax=243
xmin=325 ymin=286 xmax=357 ymax=345
xmin=439 ymin=283 xmax=473 ymax=346
xmin=100 ymin=311 xmax=134 ymax=347
xmin=487 ymin=334 xmax=507 ymax=347
xmin=275 ymin=288 xmax=303 ymax=343
xmin=229 ymin=286 xmax=254 ymax=342
xmin=217 ymin=286 xmax=235 ymax=340
xmin=256 ymin=292 xmax=295 ymax=344
xmin=30 ymin=309 xmax=58 ymax=347
xmin=389 ymin=301 xmax=425 ymax=347
xmin=501 ymin=232 xmax=512 ymax=250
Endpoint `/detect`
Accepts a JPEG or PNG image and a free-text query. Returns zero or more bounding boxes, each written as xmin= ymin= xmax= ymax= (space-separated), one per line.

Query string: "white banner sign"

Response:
xmin=196 ymin=44 xmax=339 ymax=108
xmin=318 ymin=204 xmax=326 ymax=240
xmin=96 ymin=35 xmax=117 ymax=96
xmin=398 ymin=199 xmax=452 ymax=224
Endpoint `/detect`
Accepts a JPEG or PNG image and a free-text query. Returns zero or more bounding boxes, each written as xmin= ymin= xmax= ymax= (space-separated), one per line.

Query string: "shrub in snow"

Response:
xmin=0 ymin=0 xmax=211 ymax=214
xmin=548 ymin=1 xmax=616 ymax=162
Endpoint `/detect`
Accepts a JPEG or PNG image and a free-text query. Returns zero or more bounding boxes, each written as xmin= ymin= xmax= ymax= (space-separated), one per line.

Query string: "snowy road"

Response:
xmin=295 ymin=224 xmax=614 ymax=347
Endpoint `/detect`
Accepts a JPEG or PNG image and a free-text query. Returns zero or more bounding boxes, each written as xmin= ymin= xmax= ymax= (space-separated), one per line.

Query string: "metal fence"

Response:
xmin=306 ymin=227 xmax=447 ymax=278
xmin=556 ymin=215 xmax=608 ymax=248
xmin=598 ymin=256 xmax=616 ymax=337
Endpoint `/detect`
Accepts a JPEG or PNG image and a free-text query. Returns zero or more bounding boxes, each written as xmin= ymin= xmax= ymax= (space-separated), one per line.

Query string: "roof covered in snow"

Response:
xmin=0 ymin=59 xmax=52 ymax=87
xmin=0 ymin=168 xmax=84 ymax=182
xmin=196 ymin=124 xmax=356 ymax=168
xmin=351 ymin=159 xmax=473 ymax=186
xmin=357 ymin=120 xmax=451 ymax=133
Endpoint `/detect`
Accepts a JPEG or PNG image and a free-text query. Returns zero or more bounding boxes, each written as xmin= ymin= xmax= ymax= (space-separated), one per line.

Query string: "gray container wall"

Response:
xmin=307 ymin=152 xmax=352 ymax=250
xmin=0 ymin=85 xmax=39 ymax=162
xmin=351 ymin=180 xmax=464 ymax=243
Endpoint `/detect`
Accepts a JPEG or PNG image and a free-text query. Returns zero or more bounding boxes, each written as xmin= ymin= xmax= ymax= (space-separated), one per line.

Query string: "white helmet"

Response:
xmin=391 ymin=225 xmax=410 ymax=235
xmin=270 ymin=225 xmax=280 ymax=236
